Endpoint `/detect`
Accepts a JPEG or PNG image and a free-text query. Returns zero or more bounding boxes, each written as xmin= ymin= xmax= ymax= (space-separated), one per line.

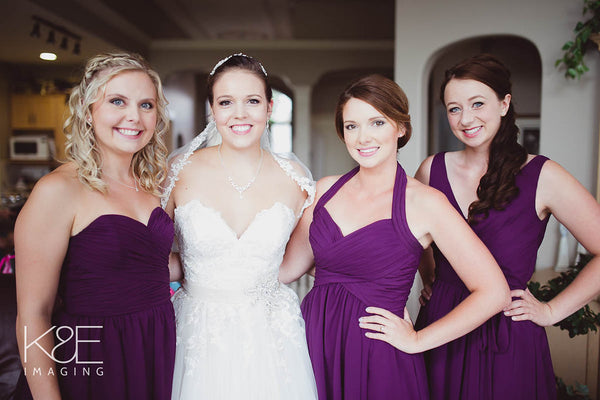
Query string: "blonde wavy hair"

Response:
xmin=64 ymin=52 xmax=169 ymax=195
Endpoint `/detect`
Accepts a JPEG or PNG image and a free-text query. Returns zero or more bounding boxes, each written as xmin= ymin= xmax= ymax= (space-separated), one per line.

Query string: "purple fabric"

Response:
xmin=416 ymin=152 xmax=556 ymax=400
xmin=302 ymin=163 xmax=429 ymax=400
xmin=15 ymin=207 xmax=176 ymax=400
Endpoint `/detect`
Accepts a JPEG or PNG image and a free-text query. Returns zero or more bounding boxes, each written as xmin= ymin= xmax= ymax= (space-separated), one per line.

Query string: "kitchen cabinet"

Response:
xmin=10 ymin=94 xmax=68 ymax=160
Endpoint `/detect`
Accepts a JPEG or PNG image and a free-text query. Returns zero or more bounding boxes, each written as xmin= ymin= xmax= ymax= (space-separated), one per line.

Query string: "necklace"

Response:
xmin=103 ymin=173 xmax=139 ymax=192
xmin=217 ymin=144 xmax=264 ymax=199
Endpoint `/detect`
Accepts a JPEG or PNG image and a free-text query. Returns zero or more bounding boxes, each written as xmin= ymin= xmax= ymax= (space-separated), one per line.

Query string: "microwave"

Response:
xmin=9 ymin=135 xmax=54 ymax=161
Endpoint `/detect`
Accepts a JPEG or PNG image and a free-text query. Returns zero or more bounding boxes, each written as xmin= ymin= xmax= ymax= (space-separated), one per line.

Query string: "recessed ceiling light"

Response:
xmin=40 ymin=52 xmax=57 ymax=61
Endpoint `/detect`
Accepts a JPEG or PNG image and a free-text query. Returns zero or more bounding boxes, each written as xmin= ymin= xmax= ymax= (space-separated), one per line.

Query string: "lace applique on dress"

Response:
xmin=272 ymin=154 xmax=316 ymax=217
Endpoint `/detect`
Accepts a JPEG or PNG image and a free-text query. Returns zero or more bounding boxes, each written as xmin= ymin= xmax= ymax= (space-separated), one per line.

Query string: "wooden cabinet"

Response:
xmin=10 ymin=94 xmax=68 ymax=160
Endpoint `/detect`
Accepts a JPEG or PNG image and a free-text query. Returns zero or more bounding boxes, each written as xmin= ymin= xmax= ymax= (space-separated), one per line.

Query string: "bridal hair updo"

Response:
xmin=206 ymin=53 xmax=273 ymax=106
xmin=440 ymin=54 xmax=527 ymax=224
xmin=64 ymin=52 xmax=169 ymax=194
xmin=335 ymin=74 xmax=412 ymax=149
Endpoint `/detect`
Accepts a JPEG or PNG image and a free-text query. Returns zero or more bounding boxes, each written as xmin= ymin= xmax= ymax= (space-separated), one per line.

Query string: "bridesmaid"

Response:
xmin=415 ymin=54 xmax=600 ymax=399
xmin=279 ymin=74 xmax=510 ymax=399
xmin=14 ymin=53 xmax=175 ymax=399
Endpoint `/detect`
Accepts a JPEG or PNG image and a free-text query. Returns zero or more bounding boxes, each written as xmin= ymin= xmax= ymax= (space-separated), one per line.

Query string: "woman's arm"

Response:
xmin=504 ymin=160 xmax=600 ymax=325
xmin=278 ymin=176 xmax=337 ymax=284
xmin=15 ymin=171 xmax=76 ymax=399
xmin=417 ymin=247 xmax=436 ymax=306
xmin=414 ymin=156 xmax=436 ymax=305
xmin=164 ymin=176 xmax=184 ymax=283
xmin=169 ymin=252 xmax=183 ymax=282
xmin=360 ymin=184 xmax=510 ymax=353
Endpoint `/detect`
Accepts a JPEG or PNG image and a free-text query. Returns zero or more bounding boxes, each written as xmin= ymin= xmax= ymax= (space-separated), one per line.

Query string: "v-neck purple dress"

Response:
xmin=15 ymin=207 xmax=176 ymax=400
xmin=301 ymin=163 xmax=429 ymax=400
xmin=415 ymin=152 xmax=556 ymax=400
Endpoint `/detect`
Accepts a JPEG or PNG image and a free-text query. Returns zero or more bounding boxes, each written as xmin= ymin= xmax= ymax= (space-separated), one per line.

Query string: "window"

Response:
xmin=269 ymin=90 xmax=292 ymax=153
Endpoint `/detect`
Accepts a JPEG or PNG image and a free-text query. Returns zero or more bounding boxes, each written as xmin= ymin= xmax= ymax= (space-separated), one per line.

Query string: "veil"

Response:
xmin=160 ymin=52 xmax=315 ymax=210
xmin=160 ymin=117 xmax=315 ymax=211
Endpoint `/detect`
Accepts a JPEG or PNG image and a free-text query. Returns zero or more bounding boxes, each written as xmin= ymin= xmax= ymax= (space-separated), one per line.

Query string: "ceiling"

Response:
xmin=0 ymin=0 xmax=395 ymax=66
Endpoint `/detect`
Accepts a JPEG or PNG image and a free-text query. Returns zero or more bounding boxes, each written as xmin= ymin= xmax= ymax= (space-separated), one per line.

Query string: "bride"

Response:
xmin=162 ymin=54 xmax=318 ymax=399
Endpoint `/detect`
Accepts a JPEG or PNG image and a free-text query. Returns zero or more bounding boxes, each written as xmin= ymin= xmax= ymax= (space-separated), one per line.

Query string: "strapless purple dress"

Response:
xmin=16 ymin=207 xmax=176 ymax=400
xmin=301 ymin=163 xmax=429 ymax=400
xmin=415 ymin=153 xmax=556 ymax=399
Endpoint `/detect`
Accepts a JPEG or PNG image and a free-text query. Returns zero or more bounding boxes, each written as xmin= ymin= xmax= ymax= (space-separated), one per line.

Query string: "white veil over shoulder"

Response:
xmin=161 ymin=52 xmax=315 ymax=211
xmin=160 ymin=118 xmax=315 ymax=212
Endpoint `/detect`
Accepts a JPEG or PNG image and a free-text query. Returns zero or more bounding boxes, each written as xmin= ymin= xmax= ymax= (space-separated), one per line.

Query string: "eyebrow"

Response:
xmin=105 ymin=92 xmax=128 ymax=99
xmin=106 ymin=93 xmax=156 ymax=102
xmin=216 ymin=94 xmax=264 ymax=99
xmin=343 ymin=115 xmax=386 ymax=124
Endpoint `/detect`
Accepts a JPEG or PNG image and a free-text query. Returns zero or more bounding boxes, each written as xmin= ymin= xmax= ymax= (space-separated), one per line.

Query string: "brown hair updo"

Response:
xmin=335 ymin=74 xmax=412 ymax=149
xmin=207 ymin=53 xmax=272 ymax=106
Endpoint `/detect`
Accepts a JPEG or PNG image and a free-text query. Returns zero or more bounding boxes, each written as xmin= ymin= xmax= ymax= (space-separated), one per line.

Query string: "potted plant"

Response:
xmin=528 ymin=253 xmax=600 ymax=398
xmin=556 ymin=0 xmax=600 ymax=79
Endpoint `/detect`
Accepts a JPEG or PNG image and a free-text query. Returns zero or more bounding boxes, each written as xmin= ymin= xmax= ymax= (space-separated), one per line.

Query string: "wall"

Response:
xmin=395 ymin=0 xmax=599 ymax=270
xmin=163 ymin=71 xmax=197 ymax=151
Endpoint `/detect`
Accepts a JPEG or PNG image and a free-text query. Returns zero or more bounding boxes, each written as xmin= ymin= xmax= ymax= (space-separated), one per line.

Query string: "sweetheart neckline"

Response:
xmin=174 ymin=199 xmax=295 ymax=240
xmin=72 ymin=206 xmax=166 ymax=238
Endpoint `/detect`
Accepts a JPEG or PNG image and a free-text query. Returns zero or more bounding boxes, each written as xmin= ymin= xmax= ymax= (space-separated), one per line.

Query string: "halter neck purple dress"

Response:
xmin=301 ymin=163 xmax=429 ymax=400
xmin=415 ymin=152 xmax=556 ymax=399
xmin=16 ymin=207 xmax=176 ymax=400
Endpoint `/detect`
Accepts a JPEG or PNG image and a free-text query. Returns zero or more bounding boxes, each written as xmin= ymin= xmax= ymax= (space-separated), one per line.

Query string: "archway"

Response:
xmin=427 ymin=35 xmax=542 ymax=155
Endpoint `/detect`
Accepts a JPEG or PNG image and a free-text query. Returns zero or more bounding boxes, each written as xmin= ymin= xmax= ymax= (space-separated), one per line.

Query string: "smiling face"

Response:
xmin=342 ymin=97 xmax=404 ymax=169
xmin=210 ymin=68 xmax=272 ymax=150
xmin=90 ymin=70 xmax=157 ymax=158
xmin=443 ymin=78 xmax=511 ymax=150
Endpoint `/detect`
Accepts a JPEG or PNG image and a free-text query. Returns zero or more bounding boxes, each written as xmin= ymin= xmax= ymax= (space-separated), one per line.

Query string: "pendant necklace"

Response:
xmin=103 ymin=173 xmax=139 ymax=192
xmin=217 ymin=144 xmax=264 ymax=199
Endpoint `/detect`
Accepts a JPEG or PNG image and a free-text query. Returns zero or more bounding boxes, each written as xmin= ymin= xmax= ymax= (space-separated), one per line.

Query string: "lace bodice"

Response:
xmin=162 ymin=142 xmax=315 ymax=296
xmin=165 ymin=144 xmax=318 ymax=398
xmin=174 ymin=200 xmax=296 ymax=292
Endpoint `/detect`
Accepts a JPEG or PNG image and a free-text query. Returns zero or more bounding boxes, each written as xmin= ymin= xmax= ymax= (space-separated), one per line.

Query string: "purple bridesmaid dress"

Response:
xmin=301 ymin=163 xmax=429 ymax=400
xmin=416 ymin=152 xmax=556 ymax=399
xmin=16 ymin=207 xmax=176 ymax=400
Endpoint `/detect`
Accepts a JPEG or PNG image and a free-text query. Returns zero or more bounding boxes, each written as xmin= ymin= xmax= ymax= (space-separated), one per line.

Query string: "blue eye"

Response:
xmin=110 ymin=98 xmax=124 ymax=106
xmin=473 ymin=101 xmax=483 ymax=109
xmin=141 ymin=102 xmax=154 ymax=110
xmin=448 ymin=106 xmax=460 ymax=114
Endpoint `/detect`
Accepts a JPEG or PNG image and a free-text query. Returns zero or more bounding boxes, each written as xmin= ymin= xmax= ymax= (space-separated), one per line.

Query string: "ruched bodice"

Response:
xmin=17 ymin=207 xmax=177 ymax=400
xmin=430 ymin=154 xmax=549 ymax=291
xmin=302 ymin=163 xmax=428 ymax=400
xmin=59 ymin=207 xmax=173 ymax=316
xmin=310 ymin=165 xmax=423 ymax=315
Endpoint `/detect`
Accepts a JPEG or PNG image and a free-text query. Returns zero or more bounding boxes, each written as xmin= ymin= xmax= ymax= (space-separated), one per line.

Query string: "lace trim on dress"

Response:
xmin=160 ymin=120 xmax=316 ymax=215
xmin=272 ymin=154 xmax=315 ymax=217
xmin=161 ymin=133 xmax=208 ymax=209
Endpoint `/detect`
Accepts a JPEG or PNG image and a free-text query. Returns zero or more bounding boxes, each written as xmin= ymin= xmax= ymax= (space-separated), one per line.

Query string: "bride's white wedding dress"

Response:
xmin=165 ymin=150 xmax=318 ymax=400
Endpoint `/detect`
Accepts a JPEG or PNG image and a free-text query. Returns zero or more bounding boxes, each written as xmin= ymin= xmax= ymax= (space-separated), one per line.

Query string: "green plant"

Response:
xmin=528 ymin=253 xmax=600 ymax=337
xmin=556 ymin=0 xmax=600 ymax=79
xmin=556 ymin=377 xmax=591 ymax=399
